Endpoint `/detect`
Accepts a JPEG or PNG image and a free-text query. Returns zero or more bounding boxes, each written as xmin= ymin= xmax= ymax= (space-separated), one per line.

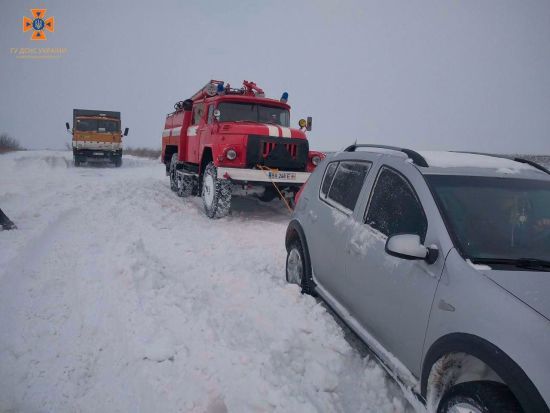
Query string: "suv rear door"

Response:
xmin=344 ymin=160 xmax=446 ymax=377
xmin=306 ymin=159 xmax=372 ymax=302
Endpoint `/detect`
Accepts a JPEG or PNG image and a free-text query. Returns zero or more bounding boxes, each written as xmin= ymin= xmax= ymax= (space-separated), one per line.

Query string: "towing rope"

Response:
xmin=256 ymin=165 xmax=294 ymax=213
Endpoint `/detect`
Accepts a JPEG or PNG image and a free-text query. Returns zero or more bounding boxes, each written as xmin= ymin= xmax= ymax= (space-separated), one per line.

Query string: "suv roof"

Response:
xmin=338 ymin=144 xmax=550 ymax=179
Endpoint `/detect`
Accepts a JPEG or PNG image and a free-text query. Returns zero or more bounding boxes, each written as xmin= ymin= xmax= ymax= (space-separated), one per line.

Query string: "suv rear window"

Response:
xmin=365 ymin=167 xmax=427 ymax=241
xmin=321 ymin=161 xmax=371 ymax=212
xmin=320 ymin=162 xmax=338 ymax=198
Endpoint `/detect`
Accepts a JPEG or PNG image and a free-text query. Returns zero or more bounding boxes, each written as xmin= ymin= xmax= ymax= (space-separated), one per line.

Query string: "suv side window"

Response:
xmin=323 ymin=161 xmax=371 ymax=212
xmin=365 ymin=167 xmax=428 ymax=241
xmin=320 ymin=162 xmax=338 ymax=198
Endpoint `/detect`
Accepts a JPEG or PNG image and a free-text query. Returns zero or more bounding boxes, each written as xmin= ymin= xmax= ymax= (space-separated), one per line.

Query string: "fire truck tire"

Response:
xmin=74 ymin=158 xmax=81 ymax=167
xmin=114 ymin=157 xmax=122 ymax=167
xmin=202 ymin=162 xmax=231 ymax=219
xmin=169 ymin=154 xmax=178 ymax=192
xmin=177 ymin=175 xmax=194 ymax=198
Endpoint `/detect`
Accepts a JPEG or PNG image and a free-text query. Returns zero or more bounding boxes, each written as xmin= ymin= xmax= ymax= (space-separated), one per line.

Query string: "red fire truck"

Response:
xmin=161 ymin=80 xmax=324 ymax=218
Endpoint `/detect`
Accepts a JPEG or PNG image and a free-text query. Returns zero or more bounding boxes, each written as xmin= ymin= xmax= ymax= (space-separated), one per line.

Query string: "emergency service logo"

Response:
xmin=22 ymin=9 xmax=55 ymax=41
xmin=10 ymin=7 xmax=67 ymax=59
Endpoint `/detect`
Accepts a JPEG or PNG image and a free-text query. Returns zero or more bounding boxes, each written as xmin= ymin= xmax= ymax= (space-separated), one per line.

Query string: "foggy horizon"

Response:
xmin=1 ymin=0 xmax=549 ymax=154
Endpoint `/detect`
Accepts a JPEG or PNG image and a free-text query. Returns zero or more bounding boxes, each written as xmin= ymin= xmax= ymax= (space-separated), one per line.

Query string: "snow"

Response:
xmin=386 ymin=234 xmax=427 ymax=259
xmin=418 ymin=151 xmax=535 ymax=172
xmin=0 ymin=151 xmax=411 ymax=412
xmin=466 ymin=259 xmax=492 ymax=271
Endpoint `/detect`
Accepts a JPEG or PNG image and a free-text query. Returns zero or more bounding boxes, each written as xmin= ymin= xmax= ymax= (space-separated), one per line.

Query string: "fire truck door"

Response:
xmin=187 ymin=103 xmax=205 ymax=164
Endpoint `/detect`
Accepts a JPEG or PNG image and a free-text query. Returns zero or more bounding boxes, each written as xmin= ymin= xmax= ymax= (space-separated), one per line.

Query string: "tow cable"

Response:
xmin=256 ymin=165 xmax=294 ymax=213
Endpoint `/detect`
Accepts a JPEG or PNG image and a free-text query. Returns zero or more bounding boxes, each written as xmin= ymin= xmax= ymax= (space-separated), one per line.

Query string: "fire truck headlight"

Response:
xmin=311 ymin=155 xmax=321 ymax=166
xmin=226 ymin=149 xmax=237 ymax=160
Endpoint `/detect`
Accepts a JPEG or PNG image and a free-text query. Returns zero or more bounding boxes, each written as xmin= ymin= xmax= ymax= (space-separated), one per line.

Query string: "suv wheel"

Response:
xmin=438 ymin=381 xmax=521 ymax=413
xmin=286 ymin=239 xmax=315 ymax=295
xmin=201 ymin=162 xmax=231 ymax=218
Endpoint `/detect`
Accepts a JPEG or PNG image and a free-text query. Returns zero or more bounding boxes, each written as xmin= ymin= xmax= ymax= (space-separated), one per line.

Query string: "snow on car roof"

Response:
xmin=418 ymin=151 xmax=536 ymax=173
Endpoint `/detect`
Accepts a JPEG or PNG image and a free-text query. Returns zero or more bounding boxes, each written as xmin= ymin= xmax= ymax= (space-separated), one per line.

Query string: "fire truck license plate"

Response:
xmin=267 ymin=171 xmax=297 ymax=180
xmin=93 ymin=152 xmax=104 ymax=156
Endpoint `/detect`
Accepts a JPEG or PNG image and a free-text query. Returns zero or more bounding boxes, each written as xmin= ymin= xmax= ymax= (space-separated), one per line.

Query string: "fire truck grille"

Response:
xmin=246 ymin=135 xmax=309 ymax=171
xmin=261 ymin=142 xmax=299 ymax=159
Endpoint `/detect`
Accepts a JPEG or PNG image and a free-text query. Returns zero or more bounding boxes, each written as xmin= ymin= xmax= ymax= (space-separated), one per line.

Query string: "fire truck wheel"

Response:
xmin=169 ymin=154 xmax=178 ymax=192
xmin=74 ymin=158 xmax=81 ymax=167
xmin=177 ymin=175 xmax=194 ymax=198
xmin=114 ymin=157 xmax=122 ymax=168
xmin=202 ymin=162 xmax=231 ymax=219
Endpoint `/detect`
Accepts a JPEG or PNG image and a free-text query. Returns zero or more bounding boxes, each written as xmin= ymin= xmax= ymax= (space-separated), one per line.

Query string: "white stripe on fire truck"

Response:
xmin=266 ymin=125 xmax=279 ymax=137
xmin=172 ymin=126 xmax=182 ymax=137
xmin=280 ymin=127 xmax=291 ymax=138
xmin=187 ymin=125 xmax=198 ymax=137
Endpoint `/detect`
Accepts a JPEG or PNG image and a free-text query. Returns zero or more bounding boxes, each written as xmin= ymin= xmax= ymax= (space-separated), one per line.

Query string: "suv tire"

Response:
xmin=286 ymin=239 xmax=315 ymax=295
xmin=201 ymin=162 xmax=231 ymax=218
xmin=438 ymin=381 xmax=522 ymax=413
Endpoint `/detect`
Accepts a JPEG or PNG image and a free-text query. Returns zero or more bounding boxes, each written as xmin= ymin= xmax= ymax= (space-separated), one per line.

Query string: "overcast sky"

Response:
xmin=1 ymin=0 xmax=549 ymax=153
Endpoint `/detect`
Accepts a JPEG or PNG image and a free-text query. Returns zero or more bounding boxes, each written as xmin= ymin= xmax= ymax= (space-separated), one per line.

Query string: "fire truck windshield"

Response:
xmin=217 ymin=102 xmax=290 ymax=127
xmin=76 ymin=119 xmax=120 ymax=132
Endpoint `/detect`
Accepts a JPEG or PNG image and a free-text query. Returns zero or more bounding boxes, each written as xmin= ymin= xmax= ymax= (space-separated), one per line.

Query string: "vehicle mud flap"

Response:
xmin=0 ymin=208 xmax=17 ymax=230
xmin=177 ymin=173 xmax=195 ymax=198
xmin=169 ymin=154 xmax=178 ymax=192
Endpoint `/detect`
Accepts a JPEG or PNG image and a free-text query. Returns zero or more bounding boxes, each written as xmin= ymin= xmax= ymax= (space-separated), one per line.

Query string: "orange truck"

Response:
xmin=65 ymin=109 xmax=129 ymax=167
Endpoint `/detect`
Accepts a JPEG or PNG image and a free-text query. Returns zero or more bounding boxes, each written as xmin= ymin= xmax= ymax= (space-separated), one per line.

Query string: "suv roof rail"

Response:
xmin=343 ymin=144 xmax=429 ymax=167
xmin=451 ymin=151 xmax=550 ymax=176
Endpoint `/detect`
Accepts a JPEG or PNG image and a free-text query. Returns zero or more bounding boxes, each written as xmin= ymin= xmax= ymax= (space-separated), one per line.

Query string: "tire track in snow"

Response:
xmin=0 ymin=151 xmax=411 ymax=413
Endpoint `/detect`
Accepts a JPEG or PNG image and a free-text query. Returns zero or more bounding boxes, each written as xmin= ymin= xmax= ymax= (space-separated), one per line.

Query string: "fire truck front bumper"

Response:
xmin=217 ymin=167 xmax=310 ymax=185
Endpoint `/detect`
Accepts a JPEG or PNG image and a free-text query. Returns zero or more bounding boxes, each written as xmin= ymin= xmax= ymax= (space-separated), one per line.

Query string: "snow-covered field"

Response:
xmin=0 ymin=151 xmax=410 ymax=413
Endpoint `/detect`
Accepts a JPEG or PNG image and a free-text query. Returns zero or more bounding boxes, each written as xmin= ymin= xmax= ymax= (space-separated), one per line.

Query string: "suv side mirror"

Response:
xmin=385 ymin=234 xmax=438 ymax=264
xmin=65 ymin=122 xmax=70 ymax=131
xmin=124 ymin=127 xmax=129 ymax=136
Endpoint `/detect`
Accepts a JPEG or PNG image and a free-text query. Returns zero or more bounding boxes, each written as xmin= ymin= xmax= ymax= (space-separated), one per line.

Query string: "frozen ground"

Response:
xmin=0 ymin=151 xmax=411 ymax=413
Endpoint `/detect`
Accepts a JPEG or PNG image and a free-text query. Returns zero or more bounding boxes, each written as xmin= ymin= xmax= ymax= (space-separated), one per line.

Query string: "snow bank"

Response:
xmin=0 ymin=151 xmax=411 ymax=412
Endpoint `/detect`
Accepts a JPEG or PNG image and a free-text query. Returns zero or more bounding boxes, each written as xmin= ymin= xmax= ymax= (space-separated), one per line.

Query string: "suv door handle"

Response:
xmin=349 ymin=240 xmax=363 ymax=255
xmin=308 ymin=210 xmax=318 ymax=222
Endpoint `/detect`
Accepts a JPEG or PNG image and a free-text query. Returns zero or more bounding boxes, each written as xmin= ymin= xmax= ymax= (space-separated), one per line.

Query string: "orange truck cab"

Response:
xmin=66 ymin=109 xmax=129 ymax=167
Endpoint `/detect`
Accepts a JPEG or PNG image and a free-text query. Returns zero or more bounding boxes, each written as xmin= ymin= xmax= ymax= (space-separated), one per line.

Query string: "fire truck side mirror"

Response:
xmin=306 ymin=116 xmax=313 ymax=131
xmin=124 ymin=128 xmax=129 ymax=136
xmin=213 ymin=109 xmax=221 ymax=121
xmin=65 ymin=122 xmax=70 ymax=131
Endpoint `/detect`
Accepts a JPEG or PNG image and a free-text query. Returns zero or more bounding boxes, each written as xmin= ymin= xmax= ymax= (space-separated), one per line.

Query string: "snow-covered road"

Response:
xmin=0 ymin=151 xmax=410 ymax=413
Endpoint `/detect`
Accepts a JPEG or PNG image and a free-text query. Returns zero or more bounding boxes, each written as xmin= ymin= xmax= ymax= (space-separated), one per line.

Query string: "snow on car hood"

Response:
xmin=483 ymin=270 xmax=550 ymax=321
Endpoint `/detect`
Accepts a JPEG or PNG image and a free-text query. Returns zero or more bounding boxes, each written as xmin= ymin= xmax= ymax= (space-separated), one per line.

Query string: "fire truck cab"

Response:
xmin=161 ymin=80 xmax=323 ymax=218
